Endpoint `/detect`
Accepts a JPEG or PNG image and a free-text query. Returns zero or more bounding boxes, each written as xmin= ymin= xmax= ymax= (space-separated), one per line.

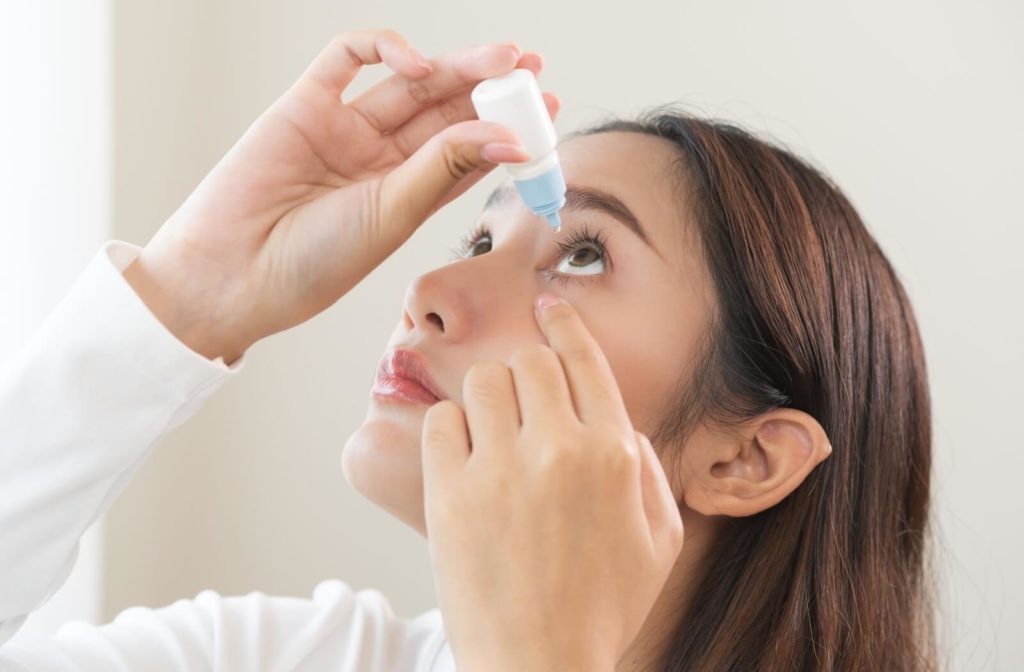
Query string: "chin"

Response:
xmin=341 ymin=408 xmax=429 ymax=537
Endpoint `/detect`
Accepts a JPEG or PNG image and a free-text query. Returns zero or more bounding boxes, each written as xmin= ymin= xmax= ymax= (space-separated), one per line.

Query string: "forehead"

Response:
xmin=556 ymin=131 xmax=687 ymax=253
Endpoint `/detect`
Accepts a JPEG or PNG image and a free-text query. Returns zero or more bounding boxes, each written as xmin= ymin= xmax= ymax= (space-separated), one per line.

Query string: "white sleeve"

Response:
xmin=0 ymin=240 xmax=245 ymax=648
xmin=0 ymin=580 xmax=451 ymax=672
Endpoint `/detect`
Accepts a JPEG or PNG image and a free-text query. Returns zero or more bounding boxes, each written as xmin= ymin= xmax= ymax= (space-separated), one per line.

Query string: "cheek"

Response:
xmin=580 ymin=284 xmax=704 ymax=435
xmin=588 ymin=323 xmax=683 ymax=435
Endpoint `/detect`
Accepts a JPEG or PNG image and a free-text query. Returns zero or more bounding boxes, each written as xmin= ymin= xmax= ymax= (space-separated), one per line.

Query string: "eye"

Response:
xmin=447 ymin=224 xmax=491 ymax=261
xmin=464 ymin=234 xmax=492 ymax=257
xmin=544 ymin=224 xmax=610 ymax=287
xmin=447 ymin=223 xmax=612 ymax=287
xmin=554 ymin=232 xmax=607 ymax=276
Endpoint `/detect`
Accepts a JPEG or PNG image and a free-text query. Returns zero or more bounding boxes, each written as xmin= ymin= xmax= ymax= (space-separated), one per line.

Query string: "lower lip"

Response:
xmin=371 ymin=375 xmax=440 ymax=405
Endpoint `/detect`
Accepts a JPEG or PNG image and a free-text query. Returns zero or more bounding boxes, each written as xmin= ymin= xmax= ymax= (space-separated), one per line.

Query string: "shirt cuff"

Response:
xmin=92 ymin=240 xmax=246 ymax=393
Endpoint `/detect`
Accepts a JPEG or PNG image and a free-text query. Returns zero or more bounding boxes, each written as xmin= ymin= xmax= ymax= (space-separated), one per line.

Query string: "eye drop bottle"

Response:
xmin=471 ymin=69 xmax=566 ymax=232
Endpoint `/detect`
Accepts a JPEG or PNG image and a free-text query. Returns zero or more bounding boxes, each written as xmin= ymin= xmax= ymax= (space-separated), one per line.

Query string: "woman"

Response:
xmin=347 ymin=115 xmax=937 ymax=668
xmin=0 ymin=27 xmax=937 ymax=671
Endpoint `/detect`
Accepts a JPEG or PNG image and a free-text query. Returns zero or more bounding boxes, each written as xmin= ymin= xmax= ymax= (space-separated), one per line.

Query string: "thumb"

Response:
xmin=635 ymin=431 xmax=685 ymax=557
xmin=377 ymin=120 xmax=526 ymax=234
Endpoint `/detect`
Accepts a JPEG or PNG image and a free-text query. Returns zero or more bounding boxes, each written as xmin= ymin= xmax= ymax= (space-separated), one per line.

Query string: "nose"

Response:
xmin=402 ymin=265 xmax=472 ymax=342
xmin=401 ymin=241 xmax=536 ymax=344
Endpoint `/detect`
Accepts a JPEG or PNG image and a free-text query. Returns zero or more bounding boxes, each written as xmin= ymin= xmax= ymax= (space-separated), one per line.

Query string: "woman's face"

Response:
xmin=343 ymin=131 xmax=714 ymax=535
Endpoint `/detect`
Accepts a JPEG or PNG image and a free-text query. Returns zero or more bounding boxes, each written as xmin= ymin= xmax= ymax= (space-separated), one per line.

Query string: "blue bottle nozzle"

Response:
xmin=512 ymin=162 xmax=567 ymax=233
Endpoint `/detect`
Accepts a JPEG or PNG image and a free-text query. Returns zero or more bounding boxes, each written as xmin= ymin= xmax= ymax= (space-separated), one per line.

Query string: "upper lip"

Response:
xmin=375 ymin=348 xmax=447 ymax=401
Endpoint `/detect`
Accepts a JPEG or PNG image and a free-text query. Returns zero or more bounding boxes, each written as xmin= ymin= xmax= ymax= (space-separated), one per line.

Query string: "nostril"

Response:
xmin=426 ymin=312 xmax=444 ymax=331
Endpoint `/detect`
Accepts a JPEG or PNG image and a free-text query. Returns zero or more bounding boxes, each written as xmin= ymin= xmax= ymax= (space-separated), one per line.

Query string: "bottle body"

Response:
xmin=471 ymin=69 xmax=566 ymax=230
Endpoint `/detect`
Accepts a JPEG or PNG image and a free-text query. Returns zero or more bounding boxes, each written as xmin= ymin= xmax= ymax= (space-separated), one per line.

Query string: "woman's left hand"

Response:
xmin=421 ymin=293 xmax=685 ymax=672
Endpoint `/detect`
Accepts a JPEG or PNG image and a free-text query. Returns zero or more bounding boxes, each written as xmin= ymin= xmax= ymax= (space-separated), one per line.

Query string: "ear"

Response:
xmin=682 ymin=408 xmax=832 ymax=517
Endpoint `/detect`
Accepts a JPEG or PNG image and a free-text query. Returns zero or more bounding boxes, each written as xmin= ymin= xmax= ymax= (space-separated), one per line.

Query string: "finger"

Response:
xmin=636 ymin=431 xmax=685 ymax=555
xmin=421 ymin=400 xmax=471 ymax=492
xmin=391 ymin=89 xmax=560 ymax=161
xmin=533 ymin=294 xmax=631 ymax=428
xmin=515 ymin=51 xmax=544 ymax=76
xmin=388 ymin=82 xmax=557 ymax=219
xmin=421 ymin=164 xmax=499 ymax=221
xmin=507 ymin=344 xmax=578 ymax=429
xmin=377 ymin=119 xmax=528 ymax=237
xmin=303 ymin=29 xmax=432 ymax=95
xmin=414 ymin=89 xmax=557 ymax=217
xmin=350 ymin=42 xmax=523 ymax=133
xmin=462 ymin=361 xmax=521 ymax=459
xmin=543 ymin=91 xmax=562 ymax=121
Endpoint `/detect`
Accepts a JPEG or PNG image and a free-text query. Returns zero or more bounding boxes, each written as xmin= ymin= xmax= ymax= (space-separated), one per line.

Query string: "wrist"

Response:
xmin=460 ymin=661 xmax=613 ymax=672
xmin=456 ymin=650 xmax=615 ymax=672
xmin=122 ymin=255 xmax=249 ymax=365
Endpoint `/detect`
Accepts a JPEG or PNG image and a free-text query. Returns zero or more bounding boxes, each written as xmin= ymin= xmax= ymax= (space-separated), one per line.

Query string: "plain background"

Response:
xmin=3 ymin=1 xmax=1022 ymax=669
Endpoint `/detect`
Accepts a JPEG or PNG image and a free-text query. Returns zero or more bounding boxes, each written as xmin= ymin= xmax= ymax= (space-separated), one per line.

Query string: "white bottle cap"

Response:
xmin=472 ymin=69 xmax=566 ymax=231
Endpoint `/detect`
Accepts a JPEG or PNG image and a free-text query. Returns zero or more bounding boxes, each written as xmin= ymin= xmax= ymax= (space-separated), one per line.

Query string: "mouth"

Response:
xmin=371 ymin=348 xmax=446 ymax=406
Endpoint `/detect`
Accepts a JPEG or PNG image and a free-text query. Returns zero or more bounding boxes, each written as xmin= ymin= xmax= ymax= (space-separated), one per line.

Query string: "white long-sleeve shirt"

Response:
xmin=0 ymin=241 xmax=454 ymax=671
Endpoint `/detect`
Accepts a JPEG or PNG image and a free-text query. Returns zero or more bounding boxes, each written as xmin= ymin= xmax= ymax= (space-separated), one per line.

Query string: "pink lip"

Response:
xmin=371 ymin=348 xmax=446 ymax=406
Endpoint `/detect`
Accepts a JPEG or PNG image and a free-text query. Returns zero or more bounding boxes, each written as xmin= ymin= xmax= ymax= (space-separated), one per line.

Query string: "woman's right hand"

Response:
xmin=123 ymin=29 xmax=559 ymax=364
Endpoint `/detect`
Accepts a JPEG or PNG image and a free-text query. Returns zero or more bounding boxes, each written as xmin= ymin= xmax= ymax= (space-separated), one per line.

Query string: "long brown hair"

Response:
xmin=576 ymin=109 xmax=939 ymax=670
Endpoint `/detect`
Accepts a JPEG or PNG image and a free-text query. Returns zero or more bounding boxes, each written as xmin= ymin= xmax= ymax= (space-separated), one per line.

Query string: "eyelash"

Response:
xmin=446 ymin=223 xmax=611 ymax=287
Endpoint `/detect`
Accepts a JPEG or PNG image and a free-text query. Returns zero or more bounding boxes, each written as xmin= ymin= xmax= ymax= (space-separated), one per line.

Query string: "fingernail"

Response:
xmin=535 ymin=293 xmax=565 ymax=312
xmin=502 ymin=42 xmax=522 ymax=61
xmin=408 ymin=47 xmax=432 ymax=71
xmin=480 ymin=142 xmax=528 ymax=164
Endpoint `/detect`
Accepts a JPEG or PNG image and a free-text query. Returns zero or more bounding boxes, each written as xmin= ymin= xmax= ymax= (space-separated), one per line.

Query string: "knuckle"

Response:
xmin=439 ymin=137 xmax=477 ymax=180
xmin=390 ymin=128 xmax=413 ymax=157
xmin=660 ymin=514 xmax=685 ymax=551
xmin=339 ymin=27 xmax=403 ymax=43
xmin=356 ymin=104 xmax=386 ymax=134
xmin=541 ymin=426 xmax=587 ymax=453
xmin=422 ymin=424 xmax=448 ymax=448
xmin=510 ymin=343 xmax=557 ymax=370
xmin=423 ymin=399 xmax=458 ymax=429
xmin=599 ymin=432 xmax=640 ymax=466
xmin=332 ymin=31 xmax=360 ymax=54
xmin=536 ymin=441 xmax=575 ymax=472
xmin=348 ymin=28 xmax=398 ymax=43
xmin=670 ymin=516 xmax=685 ymax=545
xmin=561 ymin=341 xmax=599 ymax=366
xmin=437 ymin=96 xmax=461 ymax=125
xmin=406 ymin=77 xmax=433 ymax=105
xmin=468 ymin=359 xmax=508 ymax=379
xmin=378 ymin=28 xmax=404 ymax=42
xmin=463 ymin=361 xmax=510 ymax=402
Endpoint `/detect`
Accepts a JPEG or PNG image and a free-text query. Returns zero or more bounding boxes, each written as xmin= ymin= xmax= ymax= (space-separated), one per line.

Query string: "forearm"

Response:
xmin=0 ymin=241 xmax=240 ymax=645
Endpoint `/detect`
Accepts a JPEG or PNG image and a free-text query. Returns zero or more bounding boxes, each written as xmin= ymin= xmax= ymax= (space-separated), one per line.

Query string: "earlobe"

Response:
xmin=682 ymin=409 xmax=832 ymax=517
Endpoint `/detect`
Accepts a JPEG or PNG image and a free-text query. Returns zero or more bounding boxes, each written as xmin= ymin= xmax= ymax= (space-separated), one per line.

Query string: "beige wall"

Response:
xmin=105 ymin=1 xmax=1024 ymax=668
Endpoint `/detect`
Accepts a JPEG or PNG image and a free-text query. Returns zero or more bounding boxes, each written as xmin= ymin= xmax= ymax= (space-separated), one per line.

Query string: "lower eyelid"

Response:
xmin=542 ymin=270 xmax=602 ymax=287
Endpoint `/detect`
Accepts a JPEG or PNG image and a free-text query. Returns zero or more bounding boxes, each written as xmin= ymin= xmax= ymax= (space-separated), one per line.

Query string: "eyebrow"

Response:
xmin=484 ymin=182 xmax=657 ymax=254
